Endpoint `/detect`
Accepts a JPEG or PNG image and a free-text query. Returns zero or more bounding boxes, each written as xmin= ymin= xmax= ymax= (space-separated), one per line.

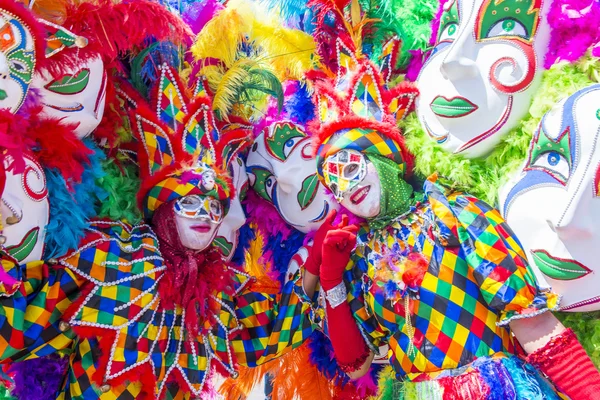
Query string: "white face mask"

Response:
xmin=0 ymin=10 xmax=36 ymax=114
xmin=499 ymin=85 xmax=600 ymax=311
xmin=174 ymin=195 xmax=223 ymax=251
xmin=214 ymin=157 xmax=249 ymax=261
xmin=416 ymin=0 xmax=551 ymax=158
xmin=328 ymin=154 xmax=381 ymax=219
xmin=33 ymin=56 xmax=106 ymax=138
xmin=1 ymin=155 xmax=49 ymax=263
xmin=247 ymin=126 xmax=339 ymax=233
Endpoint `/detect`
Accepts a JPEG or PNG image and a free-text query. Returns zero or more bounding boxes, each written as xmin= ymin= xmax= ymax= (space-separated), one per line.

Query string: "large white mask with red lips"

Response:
xmin=246 ymin=122 xmax=339 ymax=233
xmin=1 ymin=154 xmax=49 ymax=263
xmin=416 ymin=0 xmax=552 ymax=158
xmin=499 ymin=85 xmax=600 ymax=311
xmin=214 ymin=156 xmax=249 ymax=261
xmin=33 ymin=55 xmax=106 ymax=138
xmin=173 ymin=194 xmax=224 ymax=251
xmin=0 ymin=9 xmax=36 ymax=114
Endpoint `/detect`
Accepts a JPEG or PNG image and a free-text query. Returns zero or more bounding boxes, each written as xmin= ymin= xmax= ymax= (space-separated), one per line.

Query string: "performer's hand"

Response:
xmin=304 ymin=210 xmax=350 ymax=275
xmin=320 ymin=225 xmax=358 ymax=290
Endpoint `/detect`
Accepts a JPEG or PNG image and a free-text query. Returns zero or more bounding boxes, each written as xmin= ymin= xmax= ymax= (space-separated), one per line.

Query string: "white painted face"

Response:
xmin=499 ymin=85 xmax=600 ymax=311
xmin=416 ymin=0 xmax=551 ymax=158
xmin=214 ymin=157 xmax=249 ymax=261
xmin=247 ymin=124 xmax=339 ymax=233
xmin=33 ymin=56 xmax=106 ymax=138
xmin=324 ymin=152 xmax=381 ymax=219
xmin=1 ymin=155 xmax=49 ymax=263
xmin=0 ymin=9 xmax=36 ymax=114
xmin=174 ymin=195 xmax=223 ymax=251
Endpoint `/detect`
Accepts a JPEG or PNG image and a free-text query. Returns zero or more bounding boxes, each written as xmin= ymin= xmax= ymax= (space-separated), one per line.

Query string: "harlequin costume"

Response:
xmin=303 ymin=2 xmax=600 ymax=398
xmin=395 ymin=0 xmax=600 ymax=376
xmin=0 ymin=50 xmax=323 ymax=398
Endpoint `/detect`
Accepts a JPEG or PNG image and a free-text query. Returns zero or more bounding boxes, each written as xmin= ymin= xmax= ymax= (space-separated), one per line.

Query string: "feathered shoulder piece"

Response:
xmin=130 ymin=63 xmax=252 ymax=219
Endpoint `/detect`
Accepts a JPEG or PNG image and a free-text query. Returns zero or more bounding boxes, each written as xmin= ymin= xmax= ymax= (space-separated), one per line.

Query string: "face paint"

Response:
xmin=0 ymin=9 xmax=36 ymax=114
xmin=322 ymin=149 xmax=368 ymax=201
xmin=416 ymin=0 xmax=551 ymax=158
xmin=247 ymin=128 xmax=339 ymax=233
xmin=499 ymin=85 xmax=600 ymax=311
xmin=174 ymin=194 xmax=223 ymax=223
xmin=33 ymin=56 xmax=106 ymax=138
xmin=174 ymin=194 xmax=223 ymax=252
xmin=329 ymin=155 xmax=381 ymax=219
xmin=0 ymin=155 xmax=49 ymax=263
xmin=215 ymin=156 xmax=248 ymax=261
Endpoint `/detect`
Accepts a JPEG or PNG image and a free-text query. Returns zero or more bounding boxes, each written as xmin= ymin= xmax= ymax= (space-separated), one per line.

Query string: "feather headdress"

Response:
xmin=190 ymin=0 xmax=315 ymax=120
xmin=131 ymin=63 xmax=252 ymax=219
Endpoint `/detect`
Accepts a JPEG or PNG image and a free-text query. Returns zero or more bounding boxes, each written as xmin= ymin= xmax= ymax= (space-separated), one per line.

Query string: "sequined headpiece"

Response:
xmin=132 ymin=63 xmax=252 ymax=220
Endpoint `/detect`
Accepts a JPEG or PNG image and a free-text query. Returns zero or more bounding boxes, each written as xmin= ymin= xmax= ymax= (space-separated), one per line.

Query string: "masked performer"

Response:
xmin=306 ymin=12 xmax=600 ymax=396
xmin=0 ymin=56 xmax=320 ymax=398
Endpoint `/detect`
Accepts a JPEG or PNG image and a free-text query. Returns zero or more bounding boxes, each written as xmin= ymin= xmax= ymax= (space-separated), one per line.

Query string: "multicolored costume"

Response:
xmin=0 ymin=22 xmax=320 ymax=397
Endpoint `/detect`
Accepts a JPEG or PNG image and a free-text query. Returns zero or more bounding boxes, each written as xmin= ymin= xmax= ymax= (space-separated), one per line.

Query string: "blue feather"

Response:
xmin=43 ymin=140 xmax=106 ymax=259
xmin=263 ymin=230 xmax=305 ymax=285
xmin=285 ymin=83 xmax=315 ymax=124
xmin=307 ymin=330 xmax=349 ymax=386
xmin=231 ymin=223 xmax=256 ymax=266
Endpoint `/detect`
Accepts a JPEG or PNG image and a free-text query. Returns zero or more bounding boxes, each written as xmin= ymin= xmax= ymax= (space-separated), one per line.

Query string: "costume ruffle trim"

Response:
xmin=497 ymin=291 xmax=561 ymax=327
xmin=526 ymin=328 xmax=575 ymax=367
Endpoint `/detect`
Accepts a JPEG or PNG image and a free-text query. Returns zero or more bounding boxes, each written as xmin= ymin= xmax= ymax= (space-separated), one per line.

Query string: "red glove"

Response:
xmin=319 ymin=224 xmax=369 ymax=373
xmin=304 ymin=210 xmax=348 ymax=276
xmin=527 ymin=328 xmax=600 ymax=399
xmin=320 ymin=225 xmax=358 ymax=290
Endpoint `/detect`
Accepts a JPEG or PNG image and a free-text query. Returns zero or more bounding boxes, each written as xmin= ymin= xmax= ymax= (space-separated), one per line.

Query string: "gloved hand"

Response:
xmin=320 ymin=224 xmax=358 ymax=291
xmin=304 ymin=210 xmax=342 ymax=276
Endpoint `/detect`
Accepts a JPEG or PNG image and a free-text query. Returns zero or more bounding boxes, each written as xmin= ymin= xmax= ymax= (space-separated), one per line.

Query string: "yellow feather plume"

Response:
xmin=190 ymin=0 xmax=254 ymax=68
xmin=251 ymin=19 xmax=317 ymax=81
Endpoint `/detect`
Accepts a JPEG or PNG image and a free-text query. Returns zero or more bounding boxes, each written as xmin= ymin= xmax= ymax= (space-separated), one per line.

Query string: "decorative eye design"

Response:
xmin=283 ymin=137 xmax=304 ymax=159
xmin=246 ymin=166 xmax=275 ymax=203
xmin=22 ymin=159 xmax=48 ymax=202
xmin=486 ymin=19 xmax=527 ymax=39
xmin=530 ymin=150 xmax=571 ymax=184
xmin=265 ymin=175 xmax=276 ymax=200
xmin=439 ymin=22 xmax=458 ymax=42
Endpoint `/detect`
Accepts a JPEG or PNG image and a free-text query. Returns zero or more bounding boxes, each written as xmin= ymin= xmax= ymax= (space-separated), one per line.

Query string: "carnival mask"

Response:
xmin=1 ymin=154 xmax=49 ymax=263
xmin=174 ymin=194 xmax=223 ymax=251
xmin=214 ymin=156 xmax=248 ymax=261
xmin=499 ymin=85 xmax=600 ymax=311
xmin=0 ymin=9 xmax=36 ymax=114
xmin=323 ymin=151 xmax=381 ymax=219
xmin=33 ymin=56 xmax=106 ymax=138
xmin=247 ymin=123 xmax=339 ymax=233
xmin=416 ymin=0 xmax=551 ymax=158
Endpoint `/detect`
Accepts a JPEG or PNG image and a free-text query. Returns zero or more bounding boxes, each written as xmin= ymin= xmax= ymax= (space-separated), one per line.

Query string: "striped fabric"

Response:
xmin=344 ymin=176 xmax=559 ymax=382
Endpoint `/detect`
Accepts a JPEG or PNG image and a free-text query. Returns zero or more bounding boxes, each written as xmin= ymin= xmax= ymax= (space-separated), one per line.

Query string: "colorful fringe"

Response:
xmin=374 ymin=354 xmax=561 ymax=400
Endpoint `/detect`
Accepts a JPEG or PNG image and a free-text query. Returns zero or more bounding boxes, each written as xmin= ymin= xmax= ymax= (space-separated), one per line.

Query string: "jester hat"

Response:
xmin=131 ymin=63 xmax=252 ymax=220
xmin=309 ymin=43 xmax=418 ymax=188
